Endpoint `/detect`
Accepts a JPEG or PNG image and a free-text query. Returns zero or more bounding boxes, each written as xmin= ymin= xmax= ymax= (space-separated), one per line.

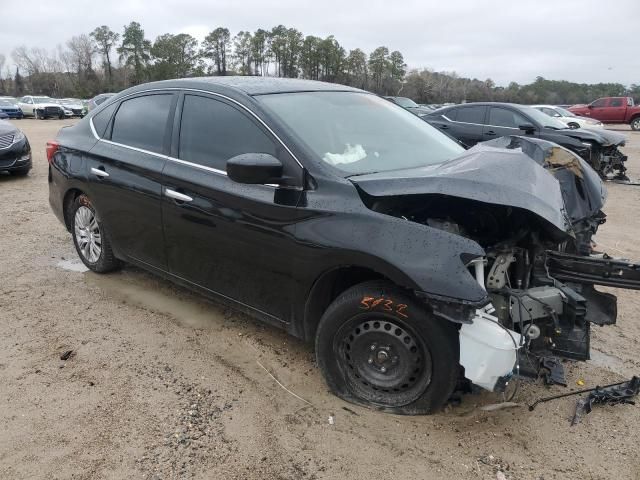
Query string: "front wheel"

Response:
xmin=567 ymin=122 xmax=580 ymax=129
xmin=315 ymin=281 xmax=459 ymax=414
xmin=70 ymin=194 xmax=121 ymax=273
xmin=631 ymin=117 xmax=640 ymax=131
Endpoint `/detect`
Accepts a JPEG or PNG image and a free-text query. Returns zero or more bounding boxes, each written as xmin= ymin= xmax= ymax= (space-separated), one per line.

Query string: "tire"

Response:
xmin=12 ymin=167 xmax=30 ymax=177
xmin=70 ymin=194 xmax=121 ymax=273
xmin=315 ymin=281 xmax=459 ymax=415
xmin=567 ymin=122 xmax=580 ymax=129
xmin=631 ymin=117 xmax=640 ymax=131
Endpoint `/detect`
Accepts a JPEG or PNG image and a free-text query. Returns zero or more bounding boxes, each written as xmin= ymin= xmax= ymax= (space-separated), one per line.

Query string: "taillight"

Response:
xmin=46 ymin=140 xmax=59 ymax=164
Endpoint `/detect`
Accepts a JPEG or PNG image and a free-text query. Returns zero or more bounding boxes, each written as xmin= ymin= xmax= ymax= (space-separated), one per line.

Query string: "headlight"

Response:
xmin=13 ymin=130 xmax=25 ymax=142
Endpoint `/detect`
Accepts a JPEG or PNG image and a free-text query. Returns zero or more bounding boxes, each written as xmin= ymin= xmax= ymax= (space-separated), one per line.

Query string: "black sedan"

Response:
xmin=47 ymin=77 xmax=638 ymax=414
xmin=0 ymin=120 xmax=31 ymax=176
xmin=424 ymin=102 xmax=628 ymax=179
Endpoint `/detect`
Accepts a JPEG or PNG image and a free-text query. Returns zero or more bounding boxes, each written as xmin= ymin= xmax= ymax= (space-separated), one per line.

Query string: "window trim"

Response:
xmin=89 ymin=87 xmax=304 ymax=178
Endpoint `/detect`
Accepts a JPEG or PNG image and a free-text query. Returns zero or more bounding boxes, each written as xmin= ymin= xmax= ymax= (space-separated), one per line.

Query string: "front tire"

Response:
xmin=315 ymin=281 xmax=459 ymax=415
xmin=70 ymin=194 xmax=121 ymax=273
xmin=567 ymin=122 xmax=580 ymax=129
xmin=631 ymin=117 xmax=640 ymax=131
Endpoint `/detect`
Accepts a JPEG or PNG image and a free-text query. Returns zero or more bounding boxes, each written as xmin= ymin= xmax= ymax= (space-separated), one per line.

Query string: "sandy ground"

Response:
xmin=0 ymin=119 xmax=639 ymax=480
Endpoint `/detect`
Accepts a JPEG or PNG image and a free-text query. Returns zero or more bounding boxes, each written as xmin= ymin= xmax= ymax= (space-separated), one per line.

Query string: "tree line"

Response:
xmin=0 ymin=21 xmax=638 ymax=105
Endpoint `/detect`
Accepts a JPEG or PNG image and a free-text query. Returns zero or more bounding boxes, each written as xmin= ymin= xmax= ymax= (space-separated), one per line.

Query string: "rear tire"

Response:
xmin=315 ymin=281 xmax=459 ymax=415
xmin=70 ymin=194 xmax=121 ymax=273
xmin=631 ymin=117 xmax=640 ymax=131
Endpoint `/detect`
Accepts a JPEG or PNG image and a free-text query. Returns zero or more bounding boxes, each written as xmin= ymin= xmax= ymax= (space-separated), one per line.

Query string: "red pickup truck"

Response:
xmin=569 ymin=97 xmax=640 ymax=130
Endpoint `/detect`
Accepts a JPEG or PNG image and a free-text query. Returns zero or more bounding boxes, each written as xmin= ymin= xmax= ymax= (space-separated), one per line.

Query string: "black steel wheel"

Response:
xmin=315 ymin=281 xmax=459 ymax=414
xmin=336 ymin=314 xmax=432 ymax=407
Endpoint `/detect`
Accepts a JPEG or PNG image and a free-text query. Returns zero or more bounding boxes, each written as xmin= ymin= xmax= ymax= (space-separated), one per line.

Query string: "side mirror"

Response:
xmin=227 ymin=153 xmax=283 ymax=185
xmin=588 ymin=104 xmax=594 ymax=109
xmin=519 ymin=123 xmax=536 ymax=133
xmin=553 ymin=113 xmax=561 ymax=117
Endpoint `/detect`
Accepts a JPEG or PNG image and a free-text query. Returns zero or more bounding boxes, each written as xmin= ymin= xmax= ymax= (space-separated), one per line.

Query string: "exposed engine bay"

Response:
xmin=355 ymin=136 xmax=640 ymax=391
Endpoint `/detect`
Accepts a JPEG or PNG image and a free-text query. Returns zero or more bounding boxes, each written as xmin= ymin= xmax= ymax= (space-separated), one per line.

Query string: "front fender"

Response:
xmin=295 ymin=210 xmax=488 ymax=305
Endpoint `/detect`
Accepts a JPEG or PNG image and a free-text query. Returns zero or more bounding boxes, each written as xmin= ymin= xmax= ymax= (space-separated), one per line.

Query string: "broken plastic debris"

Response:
xmin=328 ymin=415 xmax=335 ymax=425
xmin=577 ymin=379 xmax=585 ymax=386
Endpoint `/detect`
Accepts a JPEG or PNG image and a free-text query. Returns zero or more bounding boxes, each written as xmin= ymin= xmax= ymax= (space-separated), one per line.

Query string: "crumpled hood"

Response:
xmin=472 ymin=136 xmax=606 ymax=224
xmin=350 ymin=148 xmax=571 ymax=234
xmin=551 ymin=126 xmax=626 ymax=146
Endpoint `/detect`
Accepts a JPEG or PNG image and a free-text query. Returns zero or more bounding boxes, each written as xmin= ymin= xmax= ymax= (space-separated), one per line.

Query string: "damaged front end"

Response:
xmin=352 ymin=136 xmax=640 ymax=392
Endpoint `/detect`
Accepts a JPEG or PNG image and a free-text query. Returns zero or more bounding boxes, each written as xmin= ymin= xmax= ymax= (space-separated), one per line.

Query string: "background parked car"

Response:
xmin=0 ymin=96 xmax=19 ymax=106
xmin=0 ymin=98 xmax=24 ymax=119
xmin=424 ymin=102 xmax=628 ymax=179
xmin=532 ymin=105 xmax=603 ymax=129
xmin=18 ymin=96 xmax=65 ymax=119
xmin=569 ymin=96 xmax=640 ymax=130
xmin=0 ymin=120 xmax=31 ymax=176
xmin=57 ymin=98 xmax=85 ymax=117
xmin=384 ymin=96 xmax=433 ymax=117
xmin=87 ymin=93 xmax=115 ymax=111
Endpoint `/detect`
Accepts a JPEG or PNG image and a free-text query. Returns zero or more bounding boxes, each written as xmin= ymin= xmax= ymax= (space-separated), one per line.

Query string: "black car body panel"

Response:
xmin=48 ymin=78 xmax=638 ymax=400
xmin=350 ymin=149 xmax=570 ymax=235
xmin=0 ymin=121 xmax=31 ymax=173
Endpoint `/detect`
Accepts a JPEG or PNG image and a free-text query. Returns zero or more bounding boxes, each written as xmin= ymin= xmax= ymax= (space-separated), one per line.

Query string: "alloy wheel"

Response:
xmin=74 ymin=206 xmax=102 ymax=263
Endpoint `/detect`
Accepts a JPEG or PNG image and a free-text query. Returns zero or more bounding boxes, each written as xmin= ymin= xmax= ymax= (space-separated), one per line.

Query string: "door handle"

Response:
xmin=485 ymin=130 xmax=497 ymax=136
xmin=165 ymin=188 xmax=193 ymax=203
xmin=90 ymin=167 xmax=109 ymax=178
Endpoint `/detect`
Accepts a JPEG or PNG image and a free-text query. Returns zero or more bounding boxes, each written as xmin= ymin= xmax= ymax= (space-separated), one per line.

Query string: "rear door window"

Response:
xmin=111 ymin=94 xmax=173 ymax=154
xmin=91 ymin=102 xmax=117 ymax=138
xmin=454 ymin=106 xmax=486 ymax=124
xmin=178 ymin=94 xmax=278 ymax=172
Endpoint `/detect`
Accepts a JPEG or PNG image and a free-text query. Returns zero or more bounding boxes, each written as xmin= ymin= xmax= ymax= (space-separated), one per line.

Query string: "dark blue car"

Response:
xmin=0 ymin=99 xmax=24 ymax=119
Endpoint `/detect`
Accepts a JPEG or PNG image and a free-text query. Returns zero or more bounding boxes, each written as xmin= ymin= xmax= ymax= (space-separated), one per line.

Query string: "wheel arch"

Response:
xmin=302 ymin=265 xmax=406 ymax=342
xmin=62 ymin=187 xmax=85 ymax=231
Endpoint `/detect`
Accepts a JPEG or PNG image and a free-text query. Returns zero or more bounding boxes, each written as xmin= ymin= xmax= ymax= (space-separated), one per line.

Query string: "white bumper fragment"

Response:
xmin=459 ymin=305 xmax=522 ymax=391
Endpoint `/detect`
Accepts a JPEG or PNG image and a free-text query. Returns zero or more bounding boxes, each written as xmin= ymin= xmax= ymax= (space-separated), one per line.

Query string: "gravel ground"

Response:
xmin=1 ymin=119 xmax=639 ymax=480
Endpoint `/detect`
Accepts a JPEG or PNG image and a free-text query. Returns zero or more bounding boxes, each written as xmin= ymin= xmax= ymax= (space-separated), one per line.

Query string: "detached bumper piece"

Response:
xmin=572 ymin=376 xmax=640 ymax=425
xmin=546 ymin=250 xmax=640 ymax=290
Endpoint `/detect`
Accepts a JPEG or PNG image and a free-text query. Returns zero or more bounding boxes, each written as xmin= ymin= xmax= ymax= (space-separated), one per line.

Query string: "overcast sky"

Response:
xmin=1 ymin=0 xmax=637 ymax=86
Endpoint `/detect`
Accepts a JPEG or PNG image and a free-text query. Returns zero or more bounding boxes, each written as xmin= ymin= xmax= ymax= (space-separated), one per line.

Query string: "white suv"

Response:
xmin=18 ymin=96 xmax=65 ymax=119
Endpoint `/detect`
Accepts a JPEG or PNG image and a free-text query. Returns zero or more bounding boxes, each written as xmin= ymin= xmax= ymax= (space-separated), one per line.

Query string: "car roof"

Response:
xmin=121 ymin=76 xmax=364 ymax=97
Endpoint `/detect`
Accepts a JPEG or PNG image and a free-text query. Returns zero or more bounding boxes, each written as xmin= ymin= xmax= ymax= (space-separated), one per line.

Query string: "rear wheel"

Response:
xmin=315 ymin=281 xmax=459 ymax=414
xmin=70 ymin=194 xmax=121 ymax=273
xmin=631 ymin=117 xmax=640 ymax=131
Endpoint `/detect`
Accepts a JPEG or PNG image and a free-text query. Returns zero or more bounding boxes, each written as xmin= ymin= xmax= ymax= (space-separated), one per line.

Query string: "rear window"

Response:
xmin=111 ymin=94 xmax=173 ymax=154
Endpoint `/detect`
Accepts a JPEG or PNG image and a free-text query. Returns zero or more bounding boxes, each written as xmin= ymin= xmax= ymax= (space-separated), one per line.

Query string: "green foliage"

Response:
xmin=202 ymin=27 xmax=230 ymax=75
xmin=117 ymin=21 xmax=151 ymax=85
xmin=151 ymin=33 xmax=202 ymax=80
